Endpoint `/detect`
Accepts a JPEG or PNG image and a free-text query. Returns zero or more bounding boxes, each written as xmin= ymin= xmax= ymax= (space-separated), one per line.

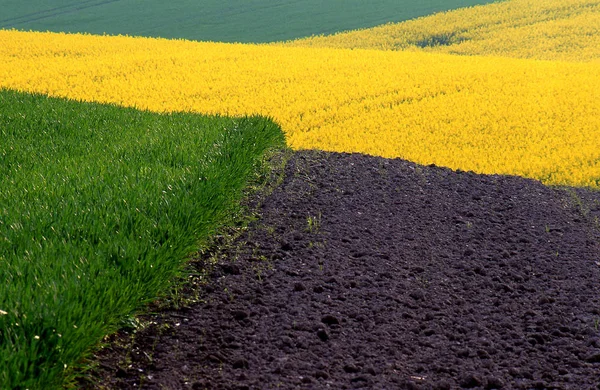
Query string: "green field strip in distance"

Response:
xmin=0 ymin=0 xmax=500 ymax=43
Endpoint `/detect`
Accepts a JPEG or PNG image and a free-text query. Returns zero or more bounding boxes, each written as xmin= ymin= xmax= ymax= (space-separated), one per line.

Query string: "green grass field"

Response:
xmin=0 ymin=0 xmax=499 ymax=43
xmin=0 ymin=89 xmax=284 ymax=388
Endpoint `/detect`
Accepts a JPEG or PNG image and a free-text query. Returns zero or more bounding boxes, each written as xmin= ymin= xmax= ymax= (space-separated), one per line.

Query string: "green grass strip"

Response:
xmin=0 ymin=89 xmax=285 ymax=388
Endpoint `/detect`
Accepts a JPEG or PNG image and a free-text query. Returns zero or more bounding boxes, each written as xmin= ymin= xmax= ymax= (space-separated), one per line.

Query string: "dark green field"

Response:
xmin=0 ymin=0 xmax=499 ymax=43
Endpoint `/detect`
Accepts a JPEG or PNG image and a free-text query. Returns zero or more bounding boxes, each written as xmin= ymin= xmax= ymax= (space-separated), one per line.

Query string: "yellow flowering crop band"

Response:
xmin=0 ymin=28 xmax=599 ymax=188
xmin=284 ymin=0 xmax=600 ymax=63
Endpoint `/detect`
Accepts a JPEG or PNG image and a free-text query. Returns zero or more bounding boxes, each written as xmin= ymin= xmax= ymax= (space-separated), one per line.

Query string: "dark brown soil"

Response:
xmin=85 ymin=151 xmax=600 ymax=390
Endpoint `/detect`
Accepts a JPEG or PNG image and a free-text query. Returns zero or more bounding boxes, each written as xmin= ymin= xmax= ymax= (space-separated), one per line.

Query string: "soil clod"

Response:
xmin=316 ymin=329 xmax=330 ymax=342
xmin=321 ymin=314 xmax=340 ymax=326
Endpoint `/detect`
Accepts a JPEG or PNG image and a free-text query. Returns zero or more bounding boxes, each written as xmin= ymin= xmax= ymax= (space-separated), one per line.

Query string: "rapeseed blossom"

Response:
xmin=284 ymin=0 xmax=600 ymax=63
xmin=0 ymin=27 xmax=599 ymax=188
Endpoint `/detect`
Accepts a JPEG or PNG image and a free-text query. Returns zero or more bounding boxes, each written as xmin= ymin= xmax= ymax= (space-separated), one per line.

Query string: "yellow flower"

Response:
xmin=0 ymin=21 xmax=599 ymax=188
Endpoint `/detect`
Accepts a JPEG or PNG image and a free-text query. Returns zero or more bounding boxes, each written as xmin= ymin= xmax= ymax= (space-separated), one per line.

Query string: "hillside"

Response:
xmin=86 ymin=150 xmax=600 ymax=389
xmin=284 ymin=0 xmax=600 ymax=62
xmin=2 ymin=0 xmax=600 ymax=388
xmin=0 ymin=0 xmax=497 ymax=43
xmin=1 ymin=29 xmax=599 ymax=188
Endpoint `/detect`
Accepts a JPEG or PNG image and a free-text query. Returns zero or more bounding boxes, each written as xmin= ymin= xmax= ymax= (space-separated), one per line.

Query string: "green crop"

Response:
xmin=0 ymin=0 xmax=498 ymax=43
xmin=0 ymin=89 xmax=284 ymax=388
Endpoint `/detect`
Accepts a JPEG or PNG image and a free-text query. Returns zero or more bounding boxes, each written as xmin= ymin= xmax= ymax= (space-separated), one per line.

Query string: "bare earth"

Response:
xmin=85 ymin=151 xmax=600 ymax=389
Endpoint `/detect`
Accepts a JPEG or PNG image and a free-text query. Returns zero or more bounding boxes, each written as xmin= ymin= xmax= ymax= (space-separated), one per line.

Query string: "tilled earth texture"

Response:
xmin=88 ymin=151 xmax=600 ymax=390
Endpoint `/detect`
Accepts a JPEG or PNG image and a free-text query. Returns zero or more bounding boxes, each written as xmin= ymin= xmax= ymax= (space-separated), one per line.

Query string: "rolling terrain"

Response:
xmin=86 ymin=151 xmax=600 ymax=389
xmin=1 ymin=28 xmax=598 ymax=188
xmin=0 ymin=0 xmax=497 ymax=43
xmin=1 ymin=0 xmax=599 ymax=388
xmin=285 ymin=0 xmax=600 ymax=62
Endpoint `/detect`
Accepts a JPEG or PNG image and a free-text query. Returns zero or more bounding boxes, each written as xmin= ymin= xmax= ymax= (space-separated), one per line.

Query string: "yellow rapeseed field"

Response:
xmin=284 ymin=0 xmax=600 ymax=63
xmin=0 ymin=20 xmax=599 ymax=187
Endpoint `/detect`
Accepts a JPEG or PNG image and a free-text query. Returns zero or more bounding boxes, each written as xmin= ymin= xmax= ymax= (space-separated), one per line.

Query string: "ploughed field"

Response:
xmin=1 ymin=0 xmax=600 ymax=388
xmin=87 ymin=151 xmax=600 ymax=389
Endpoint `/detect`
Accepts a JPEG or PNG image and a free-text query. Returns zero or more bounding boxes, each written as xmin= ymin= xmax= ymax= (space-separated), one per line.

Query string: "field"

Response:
xmin=286 ymin=0 xmax=600 ymax=62
xmin=1 ymin=28 xmax=599 ymax=188
xmin=0 ymin=90 xmax=284 ymax=388
xmin=0 ymin=0 xmax=497 ymax=43
xmin=1 ymin=0 xmax=600 ymax=388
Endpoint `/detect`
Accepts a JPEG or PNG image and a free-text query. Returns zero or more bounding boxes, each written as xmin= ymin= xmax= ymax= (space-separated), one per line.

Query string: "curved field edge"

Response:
xmin=282 ymin=0 xmax=600 ymax=63
xmin=1 ymin=30 xmax=599 ymax=189
xmin=0 ymin=0 xmax=499 ymax=44
xmin=0 ymin=89 xmax=285 ymax=389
